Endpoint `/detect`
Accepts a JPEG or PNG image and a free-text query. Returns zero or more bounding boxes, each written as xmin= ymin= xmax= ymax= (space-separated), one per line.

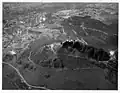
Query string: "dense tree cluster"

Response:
xmin=61 ymin=40 xmax=110 ymax=62
xmin=3 ymin=53 xmax=14 ymax=62
xmin=40 ymin=58 xmax=64 ymax=69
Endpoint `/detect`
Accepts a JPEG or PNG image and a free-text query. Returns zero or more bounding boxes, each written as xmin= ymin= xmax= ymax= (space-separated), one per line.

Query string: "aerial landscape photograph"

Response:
xmin=2 ymin=2 xmax=118 ymax=90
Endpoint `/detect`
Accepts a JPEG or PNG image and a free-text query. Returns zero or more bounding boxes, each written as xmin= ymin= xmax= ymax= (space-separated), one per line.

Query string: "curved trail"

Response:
xmin=2 ymin=62 xmax=50 ymax=90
